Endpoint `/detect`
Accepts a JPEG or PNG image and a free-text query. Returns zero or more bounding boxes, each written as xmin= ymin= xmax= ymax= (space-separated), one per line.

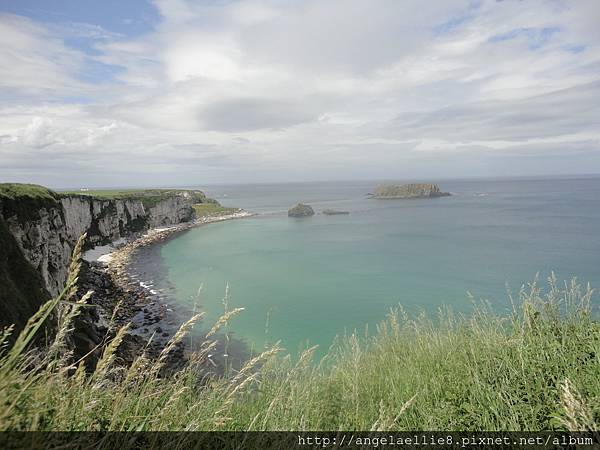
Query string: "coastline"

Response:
xmin=105 ymin=209 xmax=254 ymax=279
xmin=81 ymin=209 xmax=255 ymax=368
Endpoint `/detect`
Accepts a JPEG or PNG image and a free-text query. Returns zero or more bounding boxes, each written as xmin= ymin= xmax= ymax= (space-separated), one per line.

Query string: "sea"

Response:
xmin=135 ymin=176 xmax=600 ymax=357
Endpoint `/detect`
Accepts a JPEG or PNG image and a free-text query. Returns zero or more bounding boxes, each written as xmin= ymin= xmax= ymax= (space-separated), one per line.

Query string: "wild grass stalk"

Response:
xmin=0 ymin=259 xmax=598 ymax=433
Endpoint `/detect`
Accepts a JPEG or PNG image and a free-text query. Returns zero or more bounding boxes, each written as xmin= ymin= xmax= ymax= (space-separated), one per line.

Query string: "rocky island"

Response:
xmin=373 ymin=183 xmax=450 ymax=199
xmin=288 ymin=203 xmax=315 ymax=217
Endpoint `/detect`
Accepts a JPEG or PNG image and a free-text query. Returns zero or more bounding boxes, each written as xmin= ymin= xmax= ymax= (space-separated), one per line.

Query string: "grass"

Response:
xmin=0 ymin=240 xmax=598 ymax=435
xmin=61 ymin=188 xmax=160 ymax=198
xmin=192 ymin=203 xmax=239 ymax=218
xmin=61 ymin=188 xmax=195 ymax=199
xmin=0 ymin=184 xmax=61 ymax=223
xmin=1 ymin=184 xmax=216 ymax=217
xmin=61 ymin=188 xmax=213 ymax=210
xmin=0 ymin=183 xmax=59 ymax=202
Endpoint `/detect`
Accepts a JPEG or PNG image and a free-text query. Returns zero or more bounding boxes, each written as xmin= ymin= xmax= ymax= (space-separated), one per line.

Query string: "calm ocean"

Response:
xmin=153 ymin=176 xmax=600 ymax=356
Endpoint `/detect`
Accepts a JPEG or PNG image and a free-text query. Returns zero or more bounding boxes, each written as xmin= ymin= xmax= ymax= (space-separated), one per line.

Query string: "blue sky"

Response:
xmin=0 ymin=0 xmax=599 ymax=187
xmin=1 ymin=0 xmax=158 ymax=87
xmin=1 ymin=0 xmax=158 ymax=36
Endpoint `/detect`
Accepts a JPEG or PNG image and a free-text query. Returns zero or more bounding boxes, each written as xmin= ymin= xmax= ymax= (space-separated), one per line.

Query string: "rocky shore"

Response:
xmin=78 ymin=209 xmax=254 ymax=371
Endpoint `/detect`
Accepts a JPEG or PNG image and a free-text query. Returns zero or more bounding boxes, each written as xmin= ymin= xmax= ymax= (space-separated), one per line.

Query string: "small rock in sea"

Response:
xmin=288 ymin=203 xmax=315 ymax=217
xmin=161 ymin=332 xmax=169 ymax=337
xmin=372 ymin=183 xmax=451 ymax=199
xmin=322 ymin=209 xmax=350 ymax=215
xmin=156 ymin=326 xmax=163 ymax=333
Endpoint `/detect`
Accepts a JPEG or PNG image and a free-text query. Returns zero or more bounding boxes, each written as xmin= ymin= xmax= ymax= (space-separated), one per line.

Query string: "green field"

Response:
xmin=0 ymin=184 xmax=176 ymax=202
xmin=192 ymin=203 xmax=239 ymax=218
xmin=61 ymin=188 xmax=193 ymax=198
xmin=1 ymin=184 xmax=212 ymax=206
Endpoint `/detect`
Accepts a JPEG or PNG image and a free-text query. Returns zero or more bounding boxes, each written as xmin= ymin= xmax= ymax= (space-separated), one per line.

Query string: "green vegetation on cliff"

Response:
xmin=0 ymin=183 xmax=219 ymax=223
xmin=0 ymin=183 xmax=59 ymax=202
xmin=0 ymin=184 xmax=215 ymax=206
xmin=192 ymin=203 xmax=239 ymax=218
xmin=0 ymin=266 xmax=598 ymax=434
xmin=0 ymin=184 xmax=60 ymax=222
xmin=61 ymin=188 xmax=217 ymax=210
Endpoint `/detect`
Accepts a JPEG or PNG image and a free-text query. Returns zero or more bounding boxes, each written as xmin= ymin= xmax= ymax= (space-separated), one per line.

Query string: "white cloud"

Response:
xmin=0 ymin=0 xmax=599 ymax=186
xmin=20 ymin=117 xmax=56 ymax=148
xmin=0 ymin=14 xmax=86 ymax=95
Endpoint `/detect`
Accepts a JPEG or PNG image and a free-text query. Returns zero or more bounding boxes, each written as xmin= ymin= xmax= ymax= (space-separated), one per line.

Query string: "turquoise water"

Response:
xmin=159 ymin=177 xmax=600 ymax=356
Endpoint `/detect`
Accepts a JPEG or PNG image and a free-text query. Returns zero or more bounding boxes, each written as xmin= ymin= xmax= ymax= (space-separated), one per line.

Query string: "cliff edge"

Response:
xmin=0 ymin=215 xmax=50 ymax=337
xmin=0 ymin=183 xmax=215 ymax=335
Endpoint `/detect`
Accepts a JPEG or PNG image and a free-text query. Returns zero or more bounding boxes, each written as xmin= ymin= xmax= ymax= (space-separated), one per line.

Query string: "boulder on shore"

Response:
xmin=373 ymin=183 xmax=450 ymax=199
xmin=288 ymin=203 xmax=315 ymax=217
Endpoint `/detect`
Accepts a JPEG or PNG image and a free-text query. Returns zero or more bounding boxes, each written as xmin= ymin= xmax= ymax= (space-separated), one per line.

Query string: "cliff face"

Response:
xmin=0 ymin=215 xmax=50 ymax=335
xmin=0 ymin=187 xmax=199 ymax=298
xmin=373 ymin=183 xmax=451 ymax=199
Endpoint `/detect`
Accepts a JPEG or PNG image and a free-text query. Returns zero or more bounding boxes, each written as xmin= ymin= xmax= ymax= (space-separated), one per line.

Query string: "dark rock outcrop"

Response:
xmin=288 ymin=203 xmax=315 ymax=217
xmin=0 ymin=216 xmax=50 ymax=338
xmin=373 ymin=183 xmax=450 ymax=199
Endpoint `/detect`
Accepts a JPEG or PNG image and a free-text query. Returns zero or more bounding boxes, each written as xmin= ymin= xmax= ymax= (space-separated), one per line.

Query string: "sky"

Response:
xmin=0 ymin=0 xmax=599 ymax=188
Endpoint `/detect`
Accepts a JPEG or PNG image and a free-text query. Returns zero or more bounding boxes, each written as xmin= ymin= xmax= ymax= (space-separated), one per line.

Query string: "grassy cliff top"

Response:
xmin=0 ymin=184 xmax=62 ymax=221
xmin=192 ymin=203 xmax=239 ymax=218
xmin=61 ymin=188 xmax=211 ymax=203
xmin=0 ymin=183 xmax=60 ymax=202
xmin=62 ymin=188 xmax=216 ymax=210
xmin=1 ymin=184 xmax=215 ymax=204
xmin=1 ymin=184 xmax=208 ymax=200
xmin=0 ymin=184 xmax=218 ymax=220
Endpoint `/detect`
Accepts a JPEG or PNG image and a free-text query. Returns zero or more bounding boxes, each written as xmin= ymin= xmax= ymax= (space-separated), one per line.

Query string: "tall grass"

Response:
xmin=0 ymin=238 xmax=598 ymax=434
